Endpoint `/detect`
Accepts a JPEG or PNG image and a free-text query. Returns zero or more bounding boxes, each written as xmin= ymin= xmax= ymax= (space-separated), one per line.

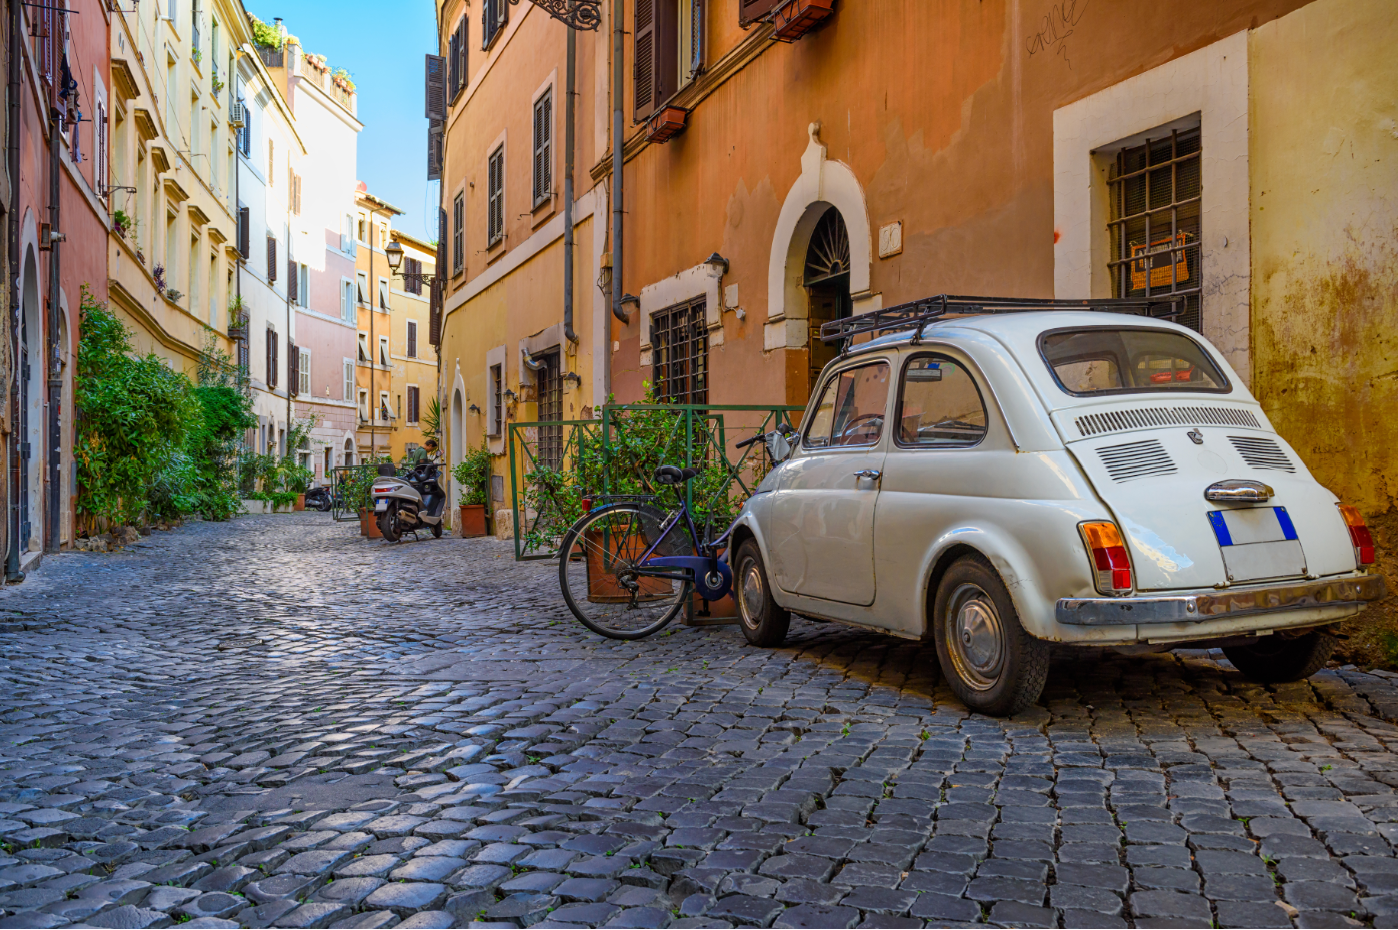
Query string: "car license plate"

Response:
xmin=1207 ymin=507 xmax=1307 ymax=582
xmin=375 ymin=500 xmax=388 ymax=512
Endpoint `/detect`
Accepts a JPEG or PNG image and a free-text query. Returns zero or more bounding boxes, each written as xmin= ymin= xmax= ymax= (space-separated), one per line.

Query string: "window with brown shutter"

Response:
xmin=482 ymin=0 xmax=507 ymax=49
xmin=739 ymin=0 xmax=783 ymax=26
xmin=457 ymin=21 xmax=469 ymax=94
xmin=238 ymin=207 xmax=250 ymax=258
xmin=448 ymin=29 xmax=461 ymax=97
xmin=634 ymin=0 xmax=678 ymax=122
xmin=407 ymin=320 xmax=418 ymax=358
xmin=487 ymin=146 xmax=504 ymax=246
xmin=291 ymin=173 xmax=302 ymax=215
xmin=267 ymin=236 xmax=277 ymax=283
xmin=453 ymin=193 xmax=465 ymax=272
xmin=427 ymin=120 xmax=444 ymax=181
xmin=288 ymin=257 xmax=298 ymax=304
xmin=288 ymin=342 xmax=299 ymax=396
xmin=424 ymin=53 xmax=447 ymax=120
xmin=267 ymin=328 xmax=279 ymax=389
xmin=407 ymin=386 xmax=420 ymax=424
xmin=405 ymin=257 xmax=422 ymax=296
xmin=532 ymin=91 xmax=552 ymax=207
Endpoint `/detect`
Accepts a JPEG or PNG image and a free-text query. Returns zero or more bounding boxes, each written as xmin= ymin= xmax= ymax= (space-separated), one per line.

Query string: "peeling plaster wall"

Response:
xmin=1249 ymin=0 xmax=1398 ymax=518
xmin=619 ymin=0 xmax=1315 ymax=407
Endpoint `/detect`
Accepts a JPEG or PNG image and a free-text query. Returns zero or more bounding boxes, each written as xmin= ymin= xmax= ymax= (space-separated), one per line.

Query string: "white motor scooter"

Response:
xmin=371 ymin=454 xmax=447 ymax=542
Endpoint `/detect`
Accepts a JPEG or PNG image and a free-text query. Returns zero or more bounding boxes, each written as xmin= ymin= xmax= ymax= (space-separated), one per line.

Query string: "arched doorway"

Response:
xmin=804 ymin=206 xmax=852 ymax=394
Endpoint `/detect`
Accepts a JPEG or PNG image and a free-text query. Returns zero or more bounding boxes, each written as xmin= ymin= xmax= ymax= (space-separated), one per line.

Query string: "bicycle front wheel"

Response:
xmin=558 ymin=503 xmax=694 ymax=639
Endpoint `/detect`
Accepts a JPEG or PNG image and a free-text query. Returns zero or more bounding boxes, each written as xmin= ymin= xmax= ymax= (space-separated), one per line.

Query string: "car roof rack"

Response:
xmin=819 ymin=294 xmax=1183 ymax=347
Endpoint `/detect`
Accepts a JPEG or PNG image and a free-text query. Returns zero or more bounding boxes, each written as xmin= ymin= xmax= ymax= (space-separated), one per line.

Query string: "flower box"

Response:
xmin=645 ymin=106 xmax=688 ymax=144
xmin=771 ymin=0 xmax=835 ymax=42
xmin=459 ymin=504 xmax=488 ymax=538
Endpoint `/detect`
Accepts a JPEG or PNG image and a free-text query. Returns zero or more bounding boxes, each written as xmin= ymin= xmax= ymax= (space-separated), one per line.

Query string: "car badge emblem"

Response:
xmin=1187 ymin=429 xmax=1204 ymax=445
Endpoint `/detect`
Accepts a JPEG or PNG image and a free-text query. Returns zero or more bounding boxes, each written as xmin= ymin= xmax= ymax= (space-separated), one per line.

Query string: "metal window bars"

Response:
xmin=818 ymin=294 xmax=1183 ymax=350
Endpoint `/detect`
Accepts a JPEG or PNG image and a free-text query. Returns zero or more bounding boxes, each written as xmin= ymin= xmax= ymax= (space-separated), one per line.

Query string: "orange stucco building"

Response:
xmin=432 ymin=0 xmax=1397 ymax=563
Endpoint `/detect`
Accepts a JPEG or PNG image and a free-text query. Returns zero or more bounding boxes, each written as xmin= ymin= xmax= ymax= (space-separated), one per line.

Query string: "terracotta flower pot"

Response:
xmin=294 ymin=494 xmax=305 ymax=512
xmin=581 ymin=528 xmax=674 ymax=604
xmin=458 ymin=504 xmax=488 ymax=538
xmin=359 ymin=509 xmax=383 ymax=538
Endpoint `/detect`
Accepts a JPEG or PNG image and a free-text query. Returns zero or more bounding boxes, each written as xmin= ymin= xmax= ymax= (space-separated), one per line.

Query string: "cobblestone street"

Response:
xmin=3 ymin=516 xmax=1398 ymax=929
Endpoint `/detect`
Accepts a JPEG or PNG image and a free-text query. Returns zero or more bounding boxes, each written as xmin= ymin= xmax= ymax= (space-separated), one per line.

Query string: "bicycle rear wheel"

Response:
xmin=558 ymin=503 xmax=694 ymax=639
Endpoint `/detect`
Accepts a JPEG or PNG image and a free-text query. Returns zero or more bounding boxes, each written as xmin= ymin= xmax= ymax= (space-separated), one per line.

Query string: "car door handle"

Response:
xmin=853 ymin=469 xmax=882 ymax=481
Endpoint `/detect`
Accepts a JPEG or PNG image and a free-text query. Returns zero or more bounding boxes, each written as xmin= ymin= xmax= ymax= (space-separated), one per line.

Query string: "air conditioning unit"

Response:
xmin=229 ymin=102 xmax=246 ymax=128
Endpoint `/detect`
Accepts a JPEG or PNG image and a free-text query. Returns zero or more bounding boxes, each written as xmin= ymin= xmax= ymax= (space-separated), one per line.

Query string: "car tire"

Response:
xmin=1223 ymin=631 xmax=1335 ymax=683
xmin=933 ymin=555 xmax=1049 ymax=716
xmin=735 ymin=539 xmax=790 ymax=647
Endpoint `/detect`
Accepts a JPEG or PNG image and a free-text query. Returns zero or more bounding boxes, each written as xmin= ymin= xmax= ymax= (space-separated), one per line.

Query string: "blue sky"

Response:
xmin=247 ymin=1 xmax=439 ymax=242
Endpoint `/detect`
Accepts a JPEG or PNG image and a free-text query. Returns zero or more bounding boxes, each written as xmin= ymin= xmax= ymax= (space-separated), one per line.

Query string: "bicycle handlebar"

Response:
xmin=734 ymin=434 xmax=763 ymax=449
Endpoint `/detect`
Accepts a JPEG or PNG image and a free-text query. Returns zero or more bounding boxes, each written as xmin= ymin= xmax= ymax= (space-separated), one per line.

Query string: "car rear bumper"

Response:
xmin=1056 ymin=574 xmax=1387 ymax=626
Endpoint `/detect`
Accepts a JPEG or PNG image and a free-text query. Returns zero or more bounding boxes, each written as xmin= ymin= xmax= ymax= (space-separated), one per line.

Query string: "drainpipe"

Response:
xmin=45 ymin=62 xmax=62 ymax=554
xmin=610 ymin=0 xmax=626 ymax=328
xmin=561 ymin=26 xmax=577 ymax=346
xmin=284 ymin=153 xmax=292 ymax=453
xmin=7 ymin=0 xmax=23 ymax=579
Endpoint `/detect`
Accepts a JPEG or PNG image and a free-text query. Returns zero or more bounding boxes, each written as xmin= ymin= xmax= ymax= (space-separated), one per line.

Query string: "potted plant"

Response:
xmin=111 ymin=210 xmax=130 ymax=239
xmin=452 ymin=445 xmax=491 ymax=538
xmin=152 ymin=264 xmax=167 ymax=295
xmin=282 ymin=460 xmax=313 ymax=511
xmin=227 ymin=296 xmax=247 ymax=339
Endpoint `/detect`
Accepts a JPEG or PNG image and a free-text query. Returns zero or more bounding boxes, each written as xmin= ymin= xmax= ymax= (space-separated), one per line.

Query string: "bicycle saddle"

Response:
xmin=654 ymin=465 xmax=700 ymax=485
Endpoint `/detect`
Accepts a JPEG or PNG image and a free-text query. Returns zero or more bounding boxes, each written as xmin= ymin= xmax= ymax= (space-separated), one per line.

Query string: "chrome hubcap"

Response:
xmin=740 ymin=560 xmax=764 ymax=628
xmin=947 ymin=583 xmax=1004 ymax=691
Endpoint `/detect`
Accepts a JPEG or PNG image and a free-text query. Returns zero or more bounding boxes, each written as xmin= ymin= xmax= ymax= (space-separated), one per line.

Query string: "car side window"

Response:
xmin=897 ymin=355 xmax=988 ymax=447
xmin=805 ymin=361 xmax=891 ymax=448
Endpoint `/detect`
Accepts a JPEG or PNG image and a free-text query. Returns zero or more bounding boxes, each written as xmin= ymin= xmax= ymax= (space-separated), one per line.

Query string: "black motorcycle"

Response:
xmin=304 ymin=486 xmax=335 ymax=512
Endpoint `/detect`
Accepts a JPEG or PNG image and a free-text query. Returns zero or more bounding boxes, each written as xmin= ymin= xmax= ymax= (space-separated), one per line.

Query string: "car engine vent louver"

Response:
xmin=1075 ymin=406 xmax=1261 ymax=437
xmin=1228 ymin=436 xmax=1296 ymax=473
xmin=1098 ymin=439 xmax=1178 ymax=483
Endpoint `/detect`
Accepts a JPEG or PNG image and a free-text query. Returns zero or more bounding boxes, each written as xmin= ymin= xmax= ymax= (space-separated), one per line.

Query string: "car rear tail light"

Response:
xmin=1338 ymin=504 xmax=1375 ymax=566
xmin=1079 ymin=521 xmax=1133 ymax=595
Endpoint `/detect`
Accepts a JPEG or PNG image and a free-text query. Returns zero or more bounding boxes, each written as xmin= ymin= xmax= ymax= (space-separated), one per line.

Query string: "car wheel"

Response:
xmin=735 ymin=539 xmax=790 ymax=647
xmin=1223 ymin=631 xmax=1335 ymax=683
xmin=933 ymin=555 xmax=1049 ymax=716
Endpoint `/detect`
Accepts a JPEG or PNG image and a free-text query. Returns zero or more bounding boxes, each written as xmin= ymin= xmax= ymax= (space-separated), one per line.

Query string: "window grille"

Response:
xmin=487 ymin=147 xmax=504 ymax=246
xmin=533 ymin=91 xmax=552 ymax=207
xmin=1108 ymin=126 xmax=1202 ymax=332
xmin=651 ymin=298 xmax=708 ymax=405
xmin=536 ymin=349 xmax=563 ymax=467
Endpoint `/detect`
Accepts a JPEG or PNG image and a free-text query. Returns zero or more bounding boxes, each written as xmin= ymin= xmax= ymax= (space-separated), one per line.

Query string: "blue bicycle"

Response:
xmin=557 ymin=425 xmax=796 ymax=640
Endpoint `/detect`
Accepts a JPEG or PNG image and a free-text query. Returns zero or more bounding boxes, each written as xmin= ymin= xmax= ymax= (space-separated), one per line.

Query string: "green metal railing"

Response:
xmin=507 ymin=403 xmax=803 ymax=560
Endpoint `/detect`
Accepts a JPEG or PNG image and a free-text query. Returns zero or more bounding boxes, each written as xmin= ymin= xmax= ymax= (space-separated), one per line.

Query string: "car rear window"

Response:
xmin=1039 ymin=327 xmax=1229 ymax=396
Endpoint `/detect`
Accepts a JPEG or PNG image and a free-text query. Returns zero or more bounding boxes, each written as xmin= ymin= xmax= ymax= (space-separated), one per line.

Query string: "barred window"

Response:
xmin=651 ymin=298 xmax=708 ymax=405
xmin=1107 ymin=125 xmax=1202 ymax=332
xmin=536 ymin=349 xmax=563 ymax=467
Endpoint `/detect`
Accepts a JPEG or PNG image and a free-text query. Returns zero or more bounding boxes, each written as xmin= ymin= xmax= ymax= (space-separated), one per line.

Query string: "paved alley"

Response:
xmin=1 ymin=516 xmax=1398 ymax=929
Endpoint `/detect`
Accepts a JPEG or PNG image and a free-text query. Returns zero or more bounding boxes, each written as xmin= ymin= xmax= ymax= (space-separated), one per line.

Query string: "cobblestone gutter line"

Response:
xmin=0 ymin=516 xmax=1394 ymax=929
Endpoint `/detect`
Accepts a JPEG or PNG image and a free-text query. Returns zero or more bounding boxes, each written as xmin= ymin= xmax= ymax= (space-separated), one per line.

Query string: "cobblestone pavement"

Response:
xmin=3 ymin=516 xmax=1398 ymax=930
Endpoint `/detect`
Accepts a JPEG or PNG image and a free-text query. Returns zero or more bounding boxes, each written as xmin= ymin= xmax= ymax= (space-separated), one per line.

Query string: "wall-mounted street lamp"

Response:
xmin=562 ymin=371 xmax=583 ymax=387
xmin=502 ymin=388 xmax=519 ymax=403
xmin=469 ymin=403 xmax=481 ymax=415
xmin=384 ymin=239 xmax=437 ymax=290
xmin=704 ymin=252 xmax=729 ymax=275
xmin=620 ymin=293 xmax=640 ymax=316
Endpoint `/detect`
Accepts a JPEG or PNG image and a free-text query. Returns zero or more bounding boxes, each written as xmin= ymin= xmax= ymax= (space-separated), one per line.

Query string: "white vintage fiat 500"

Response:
xmin=727 ymin=296 xmax=1385 ymax=716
